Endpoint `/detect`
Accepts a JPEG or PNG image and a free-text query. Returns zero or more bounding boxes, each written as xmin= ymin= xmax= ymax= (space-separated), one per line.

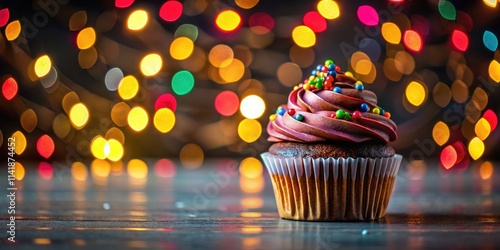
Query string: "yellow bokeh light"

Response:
xmin=317 ymin=0 xmax=340 ymax=19
xmin=240 ymin=176 xmax=264 ymax=194
xmin=180 ymin=143 xmax=204 ymax=169
xmin=69 ymin=103 xmax=89 ymax=129
xmin=127 ymin=106 xmax=149 ymax=132
xmin=240 ymin=95 xmax=265 ymax=119
xmin=91 ymin=136 xmax=108 ymax=160
xmin=170 ymin=37 xmax=194 ymax=60
xmin=432 ymin=121 xmax=450 ymax=146
xmin=208 ymin=44 xmax=234 ymax=67
xmin=468 ymin=137 xmax=485 ymax=160
xmin=5 ymin=20 xmax=21 ymax=41
xmin=71 ymin=162 xmax=88 ymax=181
xmin=118 ymin=75 xmax=139 ymax=100
xmin=128 ymin=159 xmax=148 ymax=179
xmin=12 ymin=131 xmax=27 ymax=155
xmin=381 ymin=22 xmax=401 ymax=44
xmin=34 ymin=55 xmax=52 ymax=78
xmin=127 ymin=10 xmax=148 ymax=31
xmin=76 ymin=27 xmax=96 ymax=50
xmin=475 ymin=118 xmax=491 ymax=140
xmin=111 ymin=102 xmax=131 ymax=127
xmin=53 ymin=114 xmax=71 ymax=139
xmin=239 ymin=157 xmax=263 ymax=178
xmin=91 ymin=159 xmax=111 ymax=178
xmin=153 ymin=108 xmax=176 ymax=133
xmin=292 ymin=25 xmax=316 ymax=48
xmin=488 ymin=60 xmax=500 ymax=82
xmin=405 ymin=81 xmax=426 ymax=106
xmin=105 ymin=127 xmax=125 ymax=144
xmin=14 ymin=162 xmax=25 ymax=181
xmin=235 ymin=0 xmax=259 ymax=9
xmin=483 ymin=0 xmax=497 ymax=8
xmin=215 ymin=10 xmax=241 ymax=32
xmin=219 ymin=58 xmax=245 ymax=83
xmin=140 ymin=53 xmax=162 ymax=76
xmin=479 ymin=161 xmax=493 ymax=180
xmin=354 ymin=59 xmax=372 ymax=75
xmin=107 ymin=139 xmax=124 ymax=162
xmin=238 ymin=119 xmax=262 ymax=143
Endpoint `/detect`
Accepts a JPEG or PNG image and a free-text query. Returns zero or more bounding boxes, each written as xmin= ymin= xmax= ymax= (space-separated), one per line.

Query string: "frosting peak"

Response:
xmin=267 ymin=60 xmax=397 ymax=143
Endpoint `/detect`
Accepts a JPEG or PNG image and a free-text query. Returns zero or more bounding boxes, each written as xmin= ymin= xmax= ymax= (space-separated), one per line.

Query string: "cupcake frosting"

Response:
xmin=267 ymin=60 xmax=397 ymax=143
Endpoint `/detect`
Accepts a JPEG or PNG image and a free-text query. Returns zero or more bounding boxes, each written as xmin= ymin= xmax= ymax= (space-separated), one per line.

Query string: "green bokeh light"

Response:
xmin=438 ymin=0 xmax=456 ymax=21
xmin=174 ymin=24 xmax=199 ymax=42
xmin=172 ymin=70 xmax=194 ymax=95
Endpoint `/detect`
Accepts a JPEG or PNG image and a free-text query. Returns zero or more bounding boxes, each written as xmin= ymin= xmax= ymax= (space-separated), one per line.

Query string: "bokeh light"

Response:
xmin=153 ymin=108 xmax=176 ymax=133
xmin=5 ymin=20 xmax=20 ymax=41
xmin=475 ymin=118 xmax=491 ymax=140
xmin=483 ymin=0 xmax=497 ymax=8
xmin=105 ymin=67 xmax=124 ymax=91
xmin=357 ymin=5 xmax=379 ymax=26
xmin=127 ymin=106 xmax=149 ymax=132
xmin=38 ymin=162 xmax=54 ymax=179
xmin=433 ymin=121 xmax=450 ymax=146
xmin=303 ymin=11 xmax=326 ymax=33
xmin=249 ymin=12 xmax=274 ymax=34
xmin=215 ymin=10 xmax=241 ymax=32
xmin=215 ymin=91 xmax=239 ymax=116
xmin=405 ymin=81 xmax=426 ymax=106
xmin=170 ymin=37 xmax=194 ymax=60
xmin=488 ymin=60 xmax=500 ymax=82
xmin=91 ymin=159 xmax=111 ymax=178
xmin=20 ymin=109 xmax=37 ymax=133
xmin=482 ymin=109 xmax=498 ymax=130
xmin=12 ymin=131 xmax=27 ymax=155
xmin=107 ymin=139 xmax=124 ymax=162
xmin=2 ymin=77 xmax=18 ymax=100
xmin=174 ymin=24 xmax=199 ymax=41
xmin=403 ymin=30 xmax=423 ymax=52
xmin=451 ymin=29 xmax=469 ymax=52
xmin=381 ymin=22 xmax=401 ymax=44
xmin=180 ymin=143 xmax=204 ymax=169
xmin=76 ymin=27 xmax=96 ymax=50
xmin=111 ymin=102 xmax=131 ymax=127
xmin=34 ymin=55 xmax=52 ymax=78
xmin=238 ymin=119 xmax=262 ymax=143
xmin=0 ymin=8 xmax=10 ymax=28
xmin=240 ymin=95 xmax=265 ymax=119
xmin=105 ymin=127 xmax=125 ymax=144
xmin=118 ymin=75 xmax=139 ymax=100
xmin=438 ymin=0 xmax=456 ymax=20
xmin=36 ymin=134 xmax=55 ymax=159
xmin=78 ymin=47 xmax=98 ymax=69
xmin=483 ymin=30 xmax=498 ymax=52
xmin=14 ymin=162 xmax=25 ymax=181
xmin=159 ymin=1 xmax=183 ymax=22
xmin=155 ymin=93 xmax=177 ymax=112
xmin=469 ymin=137 xmax=485 ymax=160
xmin=235 ymin=0 xmax=259 ymax=9
xmin=239 ymin=157 xmax=263 ymax=178
xmin=277 ymin=62 xmax=302 ymax=87
xmin=69 ymin=103 xmax=89 ymax=129
xmin=219 ymin=58 xmax=245 ymax=83
xmin=69 ymin=11 xmax=87 ymax=31
xmin=440 ymin=145 xmax=457 ymax=169
xmin=71 ymin=162 xmax=88 ymax=181
xmin=53 ymin=114 xmax=71 ymax=139
xmin=171 ymin=70 xmax=194 ymax=95
xmin=127 ymin=9 xmax=148 ymax=31
xmin=317 ymin=0 xmax=340 ymax=20
xmin=91 ymin=136 xmax=108 ymax=160
xmin=479 ymin=161 xmax=493 ymax=180
xmin=140 ymin=53 xmax=162 ymax=76
xmin=154 ymin=159 xmax=176 ymax=178
xmin=292 ymin=25 xmax=316 ymax=48
xmin=209 ymin=44 xmax=234 ymax=67
xmin=115 ymin=0 xmax=134 ymax=8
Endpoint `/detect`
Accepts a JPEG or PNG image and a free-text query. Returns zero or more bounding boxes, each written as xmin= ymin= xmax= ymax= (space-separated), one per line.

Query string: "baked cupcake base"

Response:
xmin=261 ymin=153 xmax=402 ymax=221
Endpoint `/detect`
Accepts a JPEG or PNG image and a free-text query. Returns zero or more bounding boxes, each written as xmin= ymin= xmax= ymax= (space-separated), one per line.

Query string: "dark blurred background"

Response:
xmin=0 ymin=0 xmax=499 ymax=171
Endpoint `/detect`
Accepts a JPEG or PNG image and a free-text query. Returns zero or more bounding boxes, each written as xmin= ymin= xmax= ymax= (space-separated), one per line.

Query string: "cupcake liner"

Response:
xmin=261 ymin=153 xmax=402 ymax=221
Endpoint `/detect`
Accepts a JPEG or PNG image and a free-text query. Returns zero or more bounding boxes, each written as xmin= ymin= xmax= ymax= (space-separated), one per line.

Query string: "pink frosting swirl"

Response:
xmin=267 ymin=74 xmax=397 ymax=143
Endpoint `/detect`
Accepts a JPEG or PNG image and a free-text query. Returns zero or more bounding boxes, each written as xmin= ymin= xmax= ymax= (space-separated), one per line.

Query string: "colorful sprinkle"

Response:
xmin=355 ymin=82 xmax=364 ymax=91
xmin=345 ymin=71 xmax=353 ymax=77
xmin=384 ymin=112 xmax=391 ymax=119
xmin=276 ymin=107 xmax=286 ymax=116
xmin=380 ymin=108 xmax=385 ymax=115
xmin=295 ymin=114 xmax=304 ymax=121
xmin=324 ymin=59 xmax=334 ymax=66
xmin=344 ymin=113 xmax=351 ymax=120
xmin=372 ymin=107 xmax=380 ymax=115
xmin=287 ymin=108 xmax=295 ymax=115
xmin=269 ymin=114 xmax=276 ymax=121
xmin=360 ymin=103 xmax=369 ymax=112
xmin=329 ymin=113 xmax=336 ymax=118
xmin=352 ymin=111 xmax=362 ymax=119
xmin=303 ymin=83 xmax=311 ymax=90
xmin=315 ymin=82 xmax=324 ymax=89
xmin=336 ymin=109 xmax=345 ymax=119
xmin=333 ymin=86 xmax=342 ymax=93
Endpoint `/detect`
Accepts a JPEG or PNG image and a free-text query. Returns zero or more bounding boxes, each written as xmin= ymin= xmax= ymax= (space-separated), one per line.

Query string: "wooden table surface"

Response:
xmin=1 ymin=159 xmax=499 ymax=249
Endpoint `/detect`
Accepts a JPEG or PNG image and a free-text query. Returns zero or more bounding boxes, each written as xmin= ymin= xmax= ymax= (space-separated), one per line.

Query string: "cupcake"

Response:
xmin=261 ymin=59 xmax=402 ymax=221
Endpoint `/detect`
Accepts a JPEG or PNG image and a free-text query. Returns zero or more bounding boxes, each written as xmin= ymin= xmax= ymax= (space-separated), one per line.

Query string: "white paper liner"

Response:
xmin=261 ymin=153 xmax=402 ymax=221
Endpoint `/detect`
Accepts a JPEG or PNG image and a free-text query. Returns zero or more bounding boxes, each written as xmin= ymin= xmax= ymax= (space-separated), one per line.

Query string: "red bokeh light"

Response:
xmin=38 ymin=162 xmax=54 ymax=179
xmin=159 ymin=1 xmax=183 ymax=22
xmin=0 ymin=8 xmax=10 ymax=28
xmin=37 ymin=134 xmax=55 ymax=159
xmin=248 ymin=12 xmax=274 ymax=34
xmin=115 ymin=0 xmax=134 ymax=8
xmin=440 ymin=145 xmax=457 ymax=169
xmin=303 ymin=11 xmax=327 ymax=33
xmin=2 ymin=77 xmax=18 ymax=101
xmin=154 ymin=159 xmax=176 ymax=178
xmin=155 ymin=93 xmax=177 ymax=112
xmin=214 ymin=91 xmax=239 ymax=116
xmin=451 ymin=29 xmax=469 ymax=52
xmin=483 ymin=109 xmax=498 ymax=131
